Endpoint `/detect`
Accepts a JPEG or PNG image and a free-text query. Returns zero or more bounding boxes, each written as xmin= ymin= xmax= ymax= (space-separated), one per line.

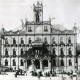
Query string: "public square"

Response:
xmin=0 ymin=72 xmax=78 ymax=80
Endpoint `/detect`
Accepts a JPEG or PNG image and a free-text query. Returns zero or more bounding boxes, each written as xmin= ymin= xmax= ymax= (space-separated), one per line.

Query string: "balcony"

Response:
xmin=19 ymin=55 xmax=25 ymax=57
xmin=11 ymin=55 xmax=17 ymax=57
xmin=67 ymin=54 xmax=73 ymax=57
xmin=11 ymin=44 xmax=18 ymax=47
xmin=67 ymin=43 xmax=73 ymax=46
xmin=59 ymin=54 xmax=65 ymax=57
xmin=4 ymin=44 xmax=11 ymax=47
xmin=59 ymin=42 xmax=65 ymax=46
xmin=19 ymin=44 xmax=26 ymax=47
xmin=4 ymin=55 xmax=9 ymax=57
xmin=51 ymin=42 xmax=57 ymax=46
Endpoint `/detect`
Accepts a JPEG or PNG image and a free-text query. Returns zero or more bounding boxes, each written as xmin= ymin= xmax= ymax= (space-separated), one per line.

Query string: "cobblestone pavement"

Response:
xmin=0 ymin=72 xmax=77 ymax=80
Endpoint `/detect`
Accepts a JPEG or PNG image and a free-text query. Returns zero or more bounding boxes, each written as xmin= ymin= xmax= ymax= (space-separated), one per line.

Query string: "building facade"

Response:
xmin=0 ymin=2 xmax=77 ymax=72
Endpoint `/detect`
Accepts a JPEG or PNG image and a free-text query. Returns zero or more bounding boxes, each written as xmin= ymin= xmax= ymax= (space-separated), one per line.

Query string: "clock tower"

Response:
xmin=33 ymin=2 xmax=43 ymax=23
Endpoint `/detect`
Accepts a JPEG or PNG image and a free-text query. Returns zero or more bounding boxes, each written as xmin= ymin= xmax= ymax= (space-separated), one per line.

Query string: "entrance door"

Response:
xmin=27 ymin=60 xmax=31 ymax=69
xmin=43 ymin=60 xmax=48 ymax=69
xmin=35 ymin=60 xmax=40 ymax=69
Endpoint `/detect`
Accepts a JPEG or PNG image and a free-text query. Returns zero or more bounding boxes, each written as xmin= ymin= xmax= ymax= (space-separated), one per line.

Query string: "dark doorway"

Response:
xmin=43 ymin=60 xmax=48 ymax=68
xmin=35 ymin=60 xmax=40 ymax=69
xmin=27 ymin=60 xmax=31 ymax=69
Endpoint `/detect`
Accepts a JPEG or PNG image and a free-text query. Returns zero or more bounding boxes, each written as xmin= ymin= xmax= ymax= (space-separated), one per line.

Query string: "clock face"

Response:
xmin=35 ymin=26 xmax=42 ymax=33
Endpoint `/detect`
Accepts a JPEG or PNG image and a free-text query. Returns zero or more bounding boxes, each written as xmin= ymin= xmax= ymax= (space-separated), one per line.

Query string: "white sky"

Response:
xmin=0 ymin=0 xmax=80 ymax=42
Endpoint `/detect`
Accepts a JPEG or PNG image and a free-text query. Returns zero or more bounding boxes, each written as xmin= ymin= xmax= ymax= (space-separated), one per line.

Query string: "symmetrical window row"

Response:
xmin=52 ymin=48 xmax=72 ymax=55
xmin=5 ymin=48 xmax=72 ymax=56
xmin=5 ymin=38 xmax=24 ymax=44
xmin=28 ymin=26 xmax=48 ymax=32
xmin=5 ymin=37 xmax=72 ymax=45
xmin=5 ymin=59 xmax=24 ymax=66
xmin=5 ymin=48 xmax=24 ymax=56
xmin=53 ymin=59 xmax=72 ymax=66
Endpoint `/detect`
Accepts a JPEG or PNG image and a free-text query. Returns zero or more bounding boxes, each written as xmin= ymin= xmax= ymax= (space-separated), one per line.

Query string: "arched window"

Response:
xmin=21 ymin=48 xmax=23 ymax=55
xmin=53 ymin=48 xmax=55 ymax=55
xmin=44 ymin=26 xmax=48 ymax=31
xmin=28 ymin=26 xmax=32 ymax=32
xmin=28 ymin=38 xmax=31 ymax=44
xmin=5 ymin=49 xmax=8 ymax=56
xmin=13 ymin=49 xmax=16 ymax=56
xmin=52 ymin=37 xmax=55 ymax=44
xmin=53 ymin=59 xmax=56 ymax=66
xmin=68 ymin=48 xmax=72 ymax=55
xmin=60 ymin=37 xmax=63 ymax=43
xmin=5 ymin=59 xmax=8 ymax=66
xmin=68 ymin=37 xmax=71 ymax=44
xmin=13 ymin=38 xmax=16 ymax=44
xmin=5 ymin=38 xmax=8 ymax=44
xmin=20 ymin=59 xmax=24 ymax=66
xmin=61 ymin=59 xmax=64 ymax=66
xmin=13 ymin=59 xmax=16 ymax=66
xmin=69 ymin=59 xmax=72 ymax=66
xmin=60 ymin=48 xmax=64 ymax=55
xmin=44 ymin=37 xmax=47 ymax=44
xmin=21 ymin=38 xmax=24 ymax=44
xmin=43 ymin=60 xmax=48 ymax=67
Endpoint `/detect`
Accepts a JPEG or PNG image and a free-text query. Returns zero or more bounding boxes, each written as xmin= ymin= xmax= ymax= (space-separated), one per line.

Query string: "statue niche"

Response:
xmin=36 ymin=11 xmax=40 ymax=22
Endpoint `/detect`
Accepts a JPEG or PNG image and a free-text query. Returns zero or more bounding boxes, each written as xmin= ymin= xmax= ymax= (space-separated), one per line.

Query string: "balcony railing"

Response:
xmin=59 ymin=54 xmax=65 ymax=57
xmin=11 ymin=55 xmax=17 ymax=57
xmin=67 ymin=54 xmax=73 ymax=57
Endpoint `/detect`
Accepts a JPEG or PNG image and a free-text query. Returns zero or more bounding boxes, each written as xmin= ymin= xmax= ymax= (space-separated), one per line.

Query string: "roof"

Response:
xmin=52 ymin=24 xmax=66 ymax=31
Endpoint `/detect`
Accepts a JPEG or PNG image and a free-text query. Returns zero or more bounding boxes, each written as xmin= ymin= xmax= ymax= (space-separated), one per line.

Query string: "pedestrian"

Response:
xmin=15 ymin=72 xmax=17 ymax=78
xmin=38 ymin=73 xmax=40 ymax=80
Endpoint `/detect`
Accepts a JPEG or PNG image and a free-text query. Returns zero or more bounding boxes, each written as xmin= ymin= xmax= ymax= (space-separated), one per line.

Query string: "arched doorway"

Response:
xmin=43 ymin=60 xmax=48 ymax=69
xmin=27 ymin=60 xmax=31 ymax=69
xmin=35 ymin=60 xmax=40 ymax=69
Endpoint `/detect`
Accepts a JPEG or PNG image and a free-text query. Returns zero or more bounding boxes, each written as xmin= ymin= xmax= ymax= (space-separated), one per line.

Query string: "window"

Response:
xmin=5 ymin=38 xmax=8 ymax=44
xmin=13 ymin=49 xmax=16 ymax=56
xmin=28 ymin=26 xmax=32 ymax=32
xmin=13 ymin=59 xmax=16 ymax=66
xmin=60 ymin=48 xmax=64 ymax=55
xmin=28 ymin=38 xmax=32 ymax=44
xmin=21 ymin=48 xmax=23 ymax=55
xmin=68 ymin=48 xmax=72 ymax=55
xmin=13 ymin=38 xmax=16 ymax=44
xmin=53 ymin=59 xmax=56 ymax=66
xmin=5 ymin=59 xmax=8 ymax=66
xmin=44 ymin=37 xmax=47 ymax=44
xmin=21 ymin=38 xmax=24 ymax=44
xmin=53 ymin=48 xmax=55 ymax=55
xmin=61 ymin=59 xmax=64 ymax=66
xmin=5 ymin=49 xmax=8 ymax=56
xmin=44 ymin=26 xmax=48 ymax=31
xmin=52 ymin=37 xmax=55 ymax=44
xmin=60 ymin=37 xmax=63 ymax=43
xmin=69 ymin=59 xmax=72 ymax=66
xmin=68 ymin=37 xmax=71 ymax=43
xmin=20 ymin=59 xmax=24 ymax=66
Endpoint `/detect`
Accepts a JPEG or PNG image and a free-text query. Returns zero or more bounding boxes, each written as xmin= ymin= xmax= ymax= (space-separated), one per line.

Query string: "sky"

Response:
xmin=0 ymin=0 xmax=80 ymax=42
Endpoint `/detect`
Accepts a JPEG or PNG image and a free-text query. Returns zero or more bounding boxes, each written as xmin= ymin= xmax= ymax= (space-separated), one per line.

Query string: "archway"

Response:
xmin=43 ymin=60 xmax=48 ymax=69
xmin=27 ymin=60 xmax=31 ymax=69
xmin=35 ymin=60 xmax=40 ymax=69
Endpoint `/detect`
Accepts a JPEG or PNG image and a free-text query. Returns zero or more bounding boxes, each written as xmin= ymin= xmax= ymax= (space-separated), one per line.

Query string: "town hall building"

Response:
xmin=0 ymin=2 xmax=77 ymax=72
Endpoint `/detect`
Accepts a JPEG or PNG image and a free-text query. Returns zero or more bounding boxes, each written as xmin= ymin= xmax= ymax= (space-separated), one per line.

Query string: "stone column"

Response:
xmin=31 ymin=59 xmax=35 ymax=70
xmin=24 ymin=60 xmax=27 ymax=71
xmin=40 ymin=59 xmax=42 ymax=71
